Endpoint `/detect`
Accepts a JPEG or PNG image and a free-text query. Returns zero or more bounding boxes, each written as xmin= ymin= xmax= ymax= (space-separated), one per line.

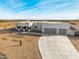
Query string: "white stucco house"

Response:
xmin=16 ymin=21 xmax=79 ymax=36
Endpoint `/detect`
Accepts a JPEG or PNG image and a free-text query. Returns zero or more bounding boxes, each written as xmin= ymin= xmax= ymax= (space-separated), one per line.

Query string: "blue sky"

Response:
xmin=0 ymin=0 xmax=79 ymax=20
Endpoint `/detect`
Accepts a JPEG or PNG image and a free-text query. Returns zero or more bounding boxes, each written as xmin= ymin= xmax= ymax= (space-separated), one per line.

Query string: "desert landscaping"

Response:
xmin=69 ymin=36 xmax=79 ymax=52
xmin=0 ymin=20 xmax=79 ymax=59
xmin=0 ymin=33 xmax=41 ymax=59
xmin=0 ymin=20 xmax=41 ymax=59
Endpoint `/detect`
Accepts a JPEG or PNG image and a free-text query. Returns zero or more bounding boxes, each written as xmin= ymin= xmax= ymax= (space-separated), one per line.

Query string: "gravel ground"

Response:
xmin=0 ymin=31 xmax=41 ymax=59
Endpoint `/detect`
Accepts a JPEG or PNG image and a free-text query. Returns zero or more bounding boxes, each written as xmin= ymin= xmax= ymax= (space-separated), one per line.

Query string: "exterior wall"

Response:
xmin=16 ymin=22 xmax=29 ymax=27
xmin=16 ymin=22 xmax=30 ymax=32
xmin=66 ymin=30 xmax=75 ymax=36
xmin=42 ymin=28 xmax=44 ymax=33
xmin=30 ymin=23 xmax=42 ymax=32
xmin=42 ymin=23 xmax=70 ymax=29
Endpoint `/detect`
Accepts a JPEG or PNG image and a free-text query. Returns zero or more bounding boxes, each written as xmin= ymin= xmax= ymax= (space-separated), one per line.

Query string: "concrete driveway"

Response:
xmin=38 ymin=35 xmax=79 ymax=59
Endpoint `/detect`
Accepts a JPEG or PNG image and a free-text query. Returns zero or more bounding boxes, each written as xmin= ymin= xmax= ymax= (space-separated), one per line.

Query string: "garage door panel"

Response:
xmin=59 ymin=29 xmax=66 ymax=35
xmin=45 ymin=28 xmax=56 ymax=35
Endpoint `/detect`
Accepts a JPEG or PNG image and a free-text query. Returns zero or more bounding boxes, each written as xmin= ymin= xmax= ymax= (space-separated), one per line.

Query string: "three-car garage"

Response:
xmin=16 ymin=21 xmax=78 ymax=36
xmin=43 ymin=28 xmax=67 ymax=35
xmin=42 ymin=22 xmax=70 ymax=35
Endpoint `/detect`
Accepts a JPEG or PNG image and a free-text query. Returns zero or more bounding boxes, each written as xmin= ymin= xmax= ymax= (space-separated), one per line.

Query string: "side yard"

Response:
xmin=0 ymin=33 xmax=41 ymax=59
xmin=69 ymin=36 xmax=79 ymax=52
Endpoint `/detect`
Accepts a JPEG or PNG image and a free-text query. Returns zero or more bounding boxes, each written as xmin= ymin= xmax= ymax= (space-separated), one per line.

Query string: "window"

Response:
xmin=23 ymin=27 xmax=26 ymax=29
xmin=17 ymin=26 xmax=20 ymax=28
xmin=35 ymin=26 xmax=38 ymax=28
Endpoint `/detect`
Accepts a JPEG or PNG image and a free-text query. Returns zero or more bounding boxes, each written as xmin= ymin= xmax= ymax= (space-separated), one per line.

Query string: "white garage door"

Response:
xmin=59 ymin=29 xmax=66 ymax=35
xmin=44 ymin=28 xmax=56 ymax=35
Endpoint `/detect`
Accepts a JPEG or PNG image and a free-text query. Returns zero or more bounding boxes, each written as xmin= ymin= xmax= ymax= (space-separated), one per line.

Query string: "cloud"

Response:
xmin=0 ymin=0 xmax=79 ymax=20
xmin=16 ymin=0 xmax=78 ymax=19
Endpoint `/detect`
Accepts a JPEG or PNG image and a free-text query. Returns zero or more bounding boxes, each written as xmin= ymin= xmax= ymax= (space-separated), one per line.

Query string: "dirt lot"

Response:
xmin=0 ymin=21 xmax=16 ymax=29
xmin=69 ymin=36 xmax=79 ymax=52
xmin=0 ymin=33 xmax=41 ymax=59
xmin=69 ymin=21 xmax=79 ymax=52
xmin=70 ymin=21 xmax=79 ymax=26
xmin=0 ymin=21 xmax=41 ymax=59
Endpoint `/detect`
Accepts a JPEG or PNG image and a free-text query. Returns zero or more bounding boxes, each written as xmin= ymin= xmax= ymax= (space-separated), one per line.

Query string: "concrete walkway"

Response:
xmin=38 ymin=35 xmax=79 ymax=59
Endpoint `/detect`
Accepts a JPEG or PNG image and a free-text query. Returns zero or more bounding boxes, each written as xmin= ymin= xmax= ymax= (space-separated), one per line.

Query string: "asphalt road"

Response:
xmin=38 ymin=35 xmax=79 ymax=59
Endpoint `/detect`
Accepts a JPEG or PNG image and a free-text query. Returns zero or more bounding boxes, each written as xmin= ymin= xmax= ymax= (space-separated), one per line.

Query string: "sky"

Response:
xmin=0 ymin=0 xmax=79 ymax=20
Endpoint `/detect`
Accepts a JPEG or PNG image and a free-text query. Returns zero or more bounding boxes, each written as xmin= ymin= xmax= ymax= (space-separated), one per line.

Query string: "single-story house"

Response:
xmin=16 ymin=21 xmax=79 ymax=36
